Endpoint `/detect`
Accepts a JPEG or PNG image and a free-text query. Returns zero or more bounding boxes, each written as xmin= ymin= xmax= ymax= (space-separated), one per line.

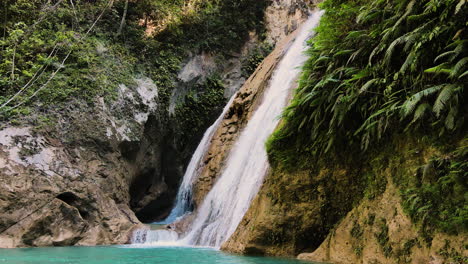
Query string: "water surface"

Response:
xmin=0 ymin=246 xmax=318 ymax=264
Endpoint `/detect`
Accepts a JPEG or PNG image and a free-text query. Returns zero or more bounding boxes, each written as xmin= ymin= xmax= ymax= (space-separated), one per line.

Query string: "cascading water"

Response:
xmin=155 ymin=95 xmax=237 ymax=225
xmin=130 ymin=94 xmax=238 ymax=245
xmin=179 ymin=11 xmax=323 ymax=247
xmin=132 ymin=10 xmax=323 ymax=247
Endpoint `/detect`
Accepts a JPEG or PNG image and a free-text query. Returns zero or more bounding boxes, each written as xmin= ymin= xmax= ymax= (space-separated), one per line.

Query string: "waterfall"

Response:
xmin=181 ymin=11 xmax=323 ymax=247
xmin=156 ymin=94 xmax=238 ymax=225
xmin=132 ymin=10 xmax=323 ymax=247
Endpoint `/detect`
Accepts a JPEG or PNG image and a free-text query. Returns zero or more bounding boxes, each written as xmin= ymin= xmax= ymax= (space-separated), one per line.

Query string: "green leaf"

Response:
xmin=459 ymin=70 xmax=468 ymax=79
xmin=445 ymin=107 xmax=458 ymax=130
xmin=412 ymin=103 xmax=430 ymax=123
xmin=434 ymin=51 xmax=456 ymax=63
xmin=456 ymin=0 xmax=466 ymax=14
xmin=424 ymin=63 xmax=451 ymax=74
xmin=360 ymin=78 xmax=380 ymax=94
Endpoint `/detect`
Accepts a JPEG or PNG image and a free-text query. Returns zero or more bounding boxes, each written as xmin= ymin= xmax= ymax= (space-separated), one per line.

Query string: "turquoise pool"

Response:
xmin=0 ymin=246 xmax=318 ymax=264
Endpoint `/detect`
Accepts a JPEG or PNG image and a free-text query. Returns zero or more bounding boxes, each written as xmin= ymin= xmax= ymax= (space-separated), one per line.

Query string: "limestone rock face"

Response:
xmin=297 ymin=182 xmax=467 ymax=264
xmin=265 ymin=0 xmax=316 ymax=45
xmin=0 ymin=124 xmax=142 ymax=248
xmin=221 ymin=166 xmax=361 ymax=256
xmin=0 ymin=75 xmax=171 ymax=247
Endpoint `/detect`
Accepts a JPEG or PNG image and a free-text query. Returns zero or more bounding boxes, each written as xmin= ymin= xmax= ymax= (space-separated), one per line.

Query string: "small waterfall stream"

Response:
xmin=132 ymin=10 xmax=323 ymax=248
xmin=156 ymin=95 xmax=237 ymax=225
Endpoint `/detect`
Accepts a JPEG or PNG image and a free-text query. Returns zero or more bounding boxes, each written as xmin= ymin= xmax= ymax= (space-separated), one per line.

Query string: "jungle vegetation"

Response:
xmin=0 ymin=0 xmax=269 ymax=119
xmin=267 ymin=0 xmax=467 ymax=237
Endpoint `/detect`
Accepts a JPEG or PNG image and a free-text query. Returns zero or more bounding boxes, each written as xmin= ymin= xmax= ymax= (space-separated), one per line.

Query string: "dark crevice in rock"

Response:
xmin=56 ymin=192 xmax=79 ymax=205
xmin=135 ymin=191 xmax=175 ymax=223
xmin=119 ymin=141 xmax=141 ymax=161
xmin=127 ymin=113 xmax=191 ymax=223
xmin=56 ymin=192 xmax=90 ymax=220
xmin=129 ymin=168 xmax=157 ymax=208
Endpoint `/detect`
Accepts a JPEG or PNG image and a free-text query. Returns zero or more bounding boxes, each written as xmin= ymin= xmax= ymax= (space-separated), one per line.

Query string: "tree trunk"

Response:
xmin=117 ymin=0 xmax=128 ymax=35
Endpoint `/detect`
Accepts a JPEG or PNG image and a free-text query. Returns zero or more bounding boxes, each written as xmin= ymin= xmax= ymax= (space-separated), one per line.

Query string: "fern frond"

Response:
xmin=400 ymin=50 xmax=417 ymax=73
xmin=412 ymin=103 xmax=430 ymax=123
xmin=403 ymin=33 xmax=421 ymax=52
xmin=392 ymin=0 xmax=416 ymax=35
xmin=384 ymin=36 xmax=405 ymax=66
xmin=369 ymin=43 xmax=387 ymax=65
xmin=325 ymin=136 xmax=334 ymax=153
xmin=459 ymin=70 xmax=468 ymax=79
xmin=450 ymin=57 xmax=468 ymax=78
xmin=451 ymin=40 xmax=466 ymax=57
xmin=315 ymin=56 xmax=331 ymax=64
xmin=350 ymin=69 xmax=370 ymax=82
xmin=402 ymin=19 xmax=435 ymax=52
xmin=357 ymin=9 xmax=383 ymax=24
xmin=434 ymin=51 xmax=456 ymax=63
xmin=424 ymin=63 xmax=451 ymax=74
xmin=402 ymin=85 xmax=445 ymax=116
xmin=433 ymin=85 xmax=455 ymax=117
xmin=345 ymin=30 xmax=368 ymax=41
xmin=360 ymin=78 xmax=380 ymax=94
xmin=445 ymin=107 xmax=458 ymax=130
xmin=334 ymin=49 xmax=354 ymax=57
xmin=347 ymin=48 xmax=364 ymax=65
xmin=456 ymin=0 xmax=466 ymax=14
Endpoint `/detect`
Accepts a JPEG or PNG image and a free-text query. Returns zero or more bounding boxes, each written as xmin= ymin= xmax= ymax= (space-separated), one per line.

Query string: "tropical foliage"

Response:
xmin=0 ymin=0 xmax=269 ymax=118
xmin=268 ymin=0 xmax=467 ymax=159
xmin=267 ymin=0 xmax=467 ymax=239
xmin=401 ymin=141 xmax=468 ymax=237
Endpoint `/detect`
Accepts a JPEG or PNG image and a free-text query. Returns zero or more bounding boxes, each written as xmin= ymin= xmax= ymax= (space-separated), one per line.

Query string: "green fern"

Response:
xmin=445 ymin=107 xmax=458 ymax=130
xmin=360 ymin=78 xmax=380 ymax=94
xmin=402 ymin=85 xmax=445 ymax=116
xmin=450 ymin=57 xmax=468 ymax=78
xmin=459 ymin=70 xmax=468 ymax=79
xmin=455 ymin=0 xmax=466 ymax=14
xmin=400 ymin=50 xmax=417 ymax=73
xmin=434 ymin=51 xmax=457 ymax=63
xmin=269 ymin=0 xmax=467 ymax=163
xmin=412 ymin=103 xmax=431 ymax=123
xmin=433 ymin=85 xmax=455 ymax=117
xmin=384 ymin=36 xmax=405 ymax=66
xmin=424 ymin=63 xmax=451 ymax=74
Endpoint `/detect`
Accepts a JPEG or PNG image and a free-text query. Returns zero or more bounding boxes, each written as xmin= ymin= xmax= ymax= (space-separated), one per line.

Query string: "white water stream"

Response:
xmin=156 ymin=94 xmax=237 ymax=225
xmin=132 ymin=10 xmax=323 ymax=248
